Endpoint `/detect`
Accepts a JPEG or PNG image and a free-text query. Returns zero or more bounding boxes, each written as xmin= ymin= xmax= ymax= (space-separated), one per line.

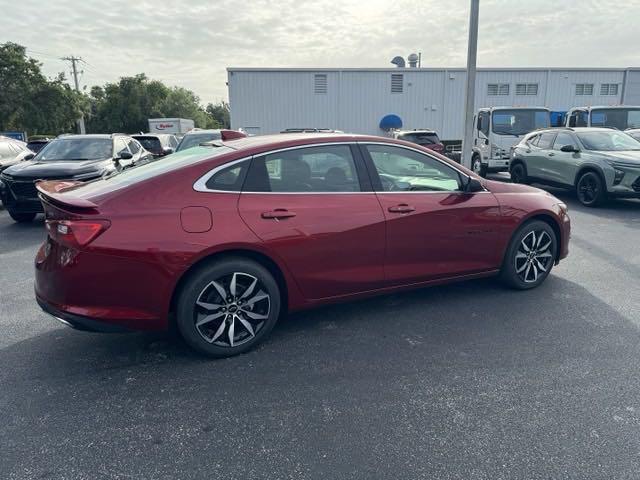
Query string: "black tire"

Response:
xmin=500 ymin=220 xmax=557 ymax=290
xmin=576 ymin=171 xmax=607 ymax=207
xmin=471 ymin=155 xmax=487 ymax=178
xmin=8 ymin=210 xmax=37 ymax=223
xmin=510 ymin=162 xmax=529 ymax=184
xmin=176 ymin=257 xmax=281 ymax=358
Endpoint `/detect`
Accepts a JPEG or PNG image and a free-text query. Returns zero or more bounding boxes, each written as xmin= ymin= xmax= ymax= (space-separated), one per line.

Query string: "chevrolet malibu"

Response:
xmin=35 ymin=133 xmax=570 ymax=357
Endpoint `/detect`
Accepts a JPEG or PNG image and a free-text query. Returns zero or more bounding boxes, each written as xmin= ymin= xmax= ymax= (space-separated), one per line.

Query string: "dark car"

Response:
xmin=0 ymin=134 xmax=151 ymax=222
xmin=393 ymin=129 xmax=446 ymax=154
xmin=131 ymin=134 xmax=178 ymax=158
xmin=34 ymin=132 xmax=570 ymax=358
xmin=26 ymin=138 xmax=51 ymax=154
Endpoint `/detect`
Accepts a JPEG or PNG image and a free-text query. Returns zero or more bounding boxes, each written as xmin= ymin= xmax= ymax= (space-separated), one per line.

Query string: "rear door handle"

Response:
xmin=548 ymin=152 xmax=555 ymax=157
xmin=388 ymin=204 xmax=415 ymax=213
xmin=261 ymin=209 xmax=297 ymax=220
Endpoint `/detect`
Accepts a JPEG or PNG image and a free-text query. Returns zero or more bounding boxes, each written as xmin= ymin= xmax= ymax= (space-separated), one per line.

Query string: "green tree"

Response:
xmin=0 ymin=42 xmax=83 ymax=135
xmin=206 ymin=101 xmax=231 ymax=129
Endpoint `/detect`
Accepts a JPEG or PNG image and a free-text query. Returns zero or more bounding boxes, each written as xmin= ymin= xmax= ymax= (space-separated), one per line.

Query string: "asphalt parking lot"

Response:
xmin=1 ymin=183 xmax=640 ymax=480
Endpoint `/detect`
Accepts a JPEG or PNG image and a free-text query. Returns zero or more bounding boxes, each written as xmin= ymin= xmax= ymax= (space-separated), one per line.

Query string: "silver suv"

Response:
xmin=510 ymin=127 xmax=640 ymax=207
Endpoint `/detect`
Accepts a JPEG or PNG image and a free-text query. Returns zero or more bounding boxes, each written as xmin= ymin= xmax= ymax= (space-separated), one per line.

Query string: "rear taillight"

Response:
xmin=45 ymin=219 xmax=111 ymax=249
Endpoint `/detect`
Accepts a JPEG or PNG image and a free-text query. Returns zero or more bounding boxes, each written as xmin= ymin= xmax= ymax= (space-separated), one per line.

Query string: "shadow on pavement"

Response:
xmin=2 ymin=275 xmax=640 ymax=478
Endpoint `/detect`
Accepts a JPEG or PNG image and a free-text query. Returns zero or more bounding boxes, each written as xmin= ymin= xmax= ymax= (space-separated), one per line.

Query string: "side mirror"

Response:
xmin=162 ymin=147 xmax=174 ymax=156
xmin=560 ymin=144 xmax=578 ymax=153
xmin=117 ymin=151 xmax=133 ymax=160
xmin=23 ymin=153 xmax=34 ymax=161
xmin=464 ymin=177 xmax=484 ymax=193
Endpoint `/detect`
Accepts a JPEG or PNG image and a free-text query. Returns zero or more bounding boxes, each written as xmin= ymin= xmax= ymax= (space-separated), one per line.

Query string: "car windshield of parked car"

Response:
xmin=576 ymin=131 xmax=640 ymax=151
xmin=591 ymin=109 xmax=640 ymax=130
xmin=133 ymin=136 xmax=163 ymax=154
xmin=492 ymin=109 xmax=550 ymax=136
xmin=35 ymin=138 xmax=113 ymax=161
xmin=398 ymin=132 xmax=440 ymax=145
xmin=176 ymin=132 xmax=221 ymax=152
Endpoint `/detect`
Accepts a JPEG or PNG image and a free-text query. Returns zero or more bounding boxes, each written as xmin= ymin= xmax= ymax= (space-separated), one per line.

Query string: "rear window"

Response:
xmin=70 ymin=146 xmax=234 ymax=196
xmin=398 ymin=132 xmax=440 ymax=145
xmin=133 ymin=136 xmax=162 ymax=154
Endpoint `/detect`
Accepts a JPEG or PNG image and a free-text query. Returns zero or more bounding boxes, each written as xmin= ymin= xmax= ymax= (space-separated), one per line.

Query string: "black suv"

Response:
xmin=0 ymin=134 xmax=151 ymax=222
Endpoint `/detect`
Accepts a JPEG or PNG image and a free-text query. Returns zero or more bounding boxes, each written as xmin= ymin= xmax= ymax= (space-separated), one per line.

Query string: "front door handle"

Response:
xmin=261 ymin=209 xmax=297 ymax=220
xmin=548 ymin=152 xmax=555 ymax=157
xmin=388 ymin=204 xmax=415 ymax=214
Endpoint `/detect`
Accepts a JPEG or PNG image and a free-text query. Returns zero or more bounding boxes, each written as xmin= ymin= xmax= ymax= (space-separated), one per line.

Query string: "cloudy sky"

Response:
xmin=3 ymin=0 xmax=640 ymax=104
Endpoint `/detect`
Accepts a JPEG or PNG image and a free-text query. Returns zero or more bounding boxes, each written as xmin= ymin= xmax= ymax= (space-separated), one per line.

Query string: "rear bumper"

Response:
xmin=34 ymin=240 xmax=171 ymax=332
xmin=37 ymin=295 xmax=131 ymax=333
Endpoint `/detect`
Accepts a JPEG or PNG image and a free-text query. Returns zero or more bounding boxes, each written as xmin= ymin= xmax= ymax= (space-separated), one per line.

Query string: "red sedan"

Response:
xmin=35 ymin=133 xmax=570 ymax=357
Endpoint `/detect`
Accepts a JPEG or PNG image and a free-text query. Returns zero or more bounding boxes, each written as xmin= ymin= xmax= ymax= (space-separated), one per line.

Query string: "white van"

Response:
xmin=565 ymin=106 xmax=640 ymax=130
xmin=472 ymin=107 xmax=551 ymax=177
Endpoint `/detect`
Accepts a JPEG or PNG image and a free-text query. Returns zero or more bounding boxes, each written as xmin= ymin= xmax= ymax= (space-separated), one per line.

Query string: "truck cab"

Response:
xmin=472 ymin=107 xmax=551 ymax=177
xmin=565 ymin=106 xmax=640 ymax=130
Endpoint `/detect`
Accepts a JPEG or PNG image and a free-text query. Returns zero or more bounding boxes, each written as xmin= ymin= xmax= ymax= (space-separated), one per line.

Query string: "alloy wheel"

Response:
xmin=577 ymin=174 xmax=599 ymax=205
xmin=514 ymin=230 xmax=554 ymax=284
xmin=472 ymin=158 xmax=482 ymax=174
xmin=193 ymin=272 xmax=270 ymax=347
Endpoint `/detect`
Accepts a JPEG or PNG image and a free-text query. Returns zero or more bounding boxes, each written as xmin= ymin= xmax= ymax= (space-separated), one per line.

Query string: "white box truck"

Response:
xmin=471 ymin=107 xmax=551 ymax=177
xmin=147 ymin=118 xmax=195 ymax=136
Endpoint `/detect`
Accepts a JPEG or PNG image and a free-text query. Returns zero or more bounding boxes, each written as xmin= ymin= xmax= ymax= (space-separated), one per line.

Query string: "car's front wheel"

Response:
xmin=8 ymin=210 xmax=37 ymax=223
xmin=576 ymin=171 xmax=606 ymax=207
xmin=176 ymin=257 xmax=281 ymax=357
xmin=500 ymin=220 xmax=557 ymax=290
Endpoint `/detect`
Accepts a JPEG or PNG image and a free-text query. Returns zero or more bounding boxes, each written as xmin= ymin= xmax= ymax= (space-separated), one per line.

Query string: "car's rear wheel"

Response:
xmin=471 ymin=154 xmax=487 ymax=177
xmin=176 ymin=257 xmax=281 ymax=357
xmin=510 ymin=162 xmax=529 ymax=184
xmin=8 ymin=210 xmax=37 ymax=223
xmin=576 ymin=171 xmax=606 ymax=207
xmin=500 ymin=220 xmax=557 ymax=290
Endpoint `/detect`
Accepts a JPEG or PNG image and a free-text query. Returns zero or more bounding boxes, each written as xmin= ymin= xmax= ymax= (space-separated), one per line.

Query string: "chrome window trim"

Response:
xmin=192 ymin=141 xmax=487 ymax=194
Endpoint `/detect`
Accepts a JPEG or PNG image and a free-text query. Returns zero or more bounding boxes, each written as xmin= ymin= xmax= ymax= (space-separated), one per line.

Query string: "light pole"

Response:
xmin=462 ymin=0 xmax=479 ymax=169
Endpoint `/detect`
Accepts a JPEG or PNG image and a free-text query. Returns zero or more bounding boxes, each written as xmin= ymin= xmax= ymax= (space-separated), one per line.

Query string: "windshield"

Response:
xmin=398 ymin=132 xmax=440 ymax=145
xmin=176 ymin=132 xmax=221 ymax=152
xmin=492 ymin=110 xmax=550 ymax=136
xmin=133 ymin=136 xmax=162 ymax=154
xmin=576 ymin=131 xmax=640 ymax=151
xmin=35 ymin=138 xmax=112 ymax=161
xmin=591 ymin=109 xmax=640 ymax=130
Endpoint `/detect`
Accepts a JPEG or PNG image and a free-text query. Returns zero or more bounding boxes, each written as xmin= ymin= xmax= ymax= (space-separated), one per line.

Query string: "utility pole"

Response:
xmin=61 ymin=56 xmax=86 ymax=134
xmin=462 ymin=0 xmax=480 ymax=169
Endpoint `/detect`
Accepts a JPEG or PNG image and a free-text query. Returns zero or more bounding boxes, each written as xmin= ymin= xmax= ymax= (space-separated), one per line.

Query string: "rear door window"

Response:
xmin=244 ymin=145 xmax=362 ymax=192
xmin=536 ymin=132 xmax=556 ymax=149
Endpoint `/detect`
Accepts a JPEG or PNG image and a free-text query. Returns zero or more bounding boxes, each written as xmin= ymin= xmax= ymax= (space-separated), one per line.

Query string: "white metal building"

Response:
xmin=227 ymin=67 xmax=640 ymax=141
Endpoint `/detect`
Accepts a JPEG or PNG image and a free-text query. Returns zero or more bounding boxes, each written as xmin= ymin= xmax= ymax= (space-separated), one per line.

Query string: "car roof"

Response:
xmin=219 ymin=132 xmax=423 ymax=153
xmin=396 ymin=129 xmax=437 ymax=134
xmin=55 ymin=134 xmax=118 ymax=140
xmin=183 ymin=129 xmax=221 ymax=135
xmin=570 ymin=105 xmax=640 ymax=111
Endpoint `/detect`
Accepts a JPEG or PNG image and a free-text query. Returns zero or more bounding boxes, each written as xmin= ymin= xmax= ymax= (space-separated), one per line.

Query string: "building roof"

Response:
xmin=228 ymin=67 xmax=640 ymax=73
